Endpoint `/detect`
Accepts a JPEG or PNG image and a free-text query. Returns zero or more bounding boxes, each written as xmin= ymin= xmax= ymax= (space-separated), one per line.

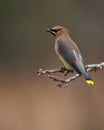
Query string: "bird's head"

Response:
xmin=46 ymin=26 xmax=68 ymax=38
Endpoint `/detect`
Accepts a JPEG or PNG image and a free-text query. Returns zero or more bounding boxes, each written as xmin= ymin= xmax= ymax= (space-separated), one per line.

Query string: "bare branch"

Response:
xmin=37 ymin=67 xmax=73 ymax=76
xmin=37 ymin=62 xmax=104 ymax=88
xmin=86 ymin=62 xmax=104 ymax=71
xmin=37 ymin=68 xmax=63 ymax=76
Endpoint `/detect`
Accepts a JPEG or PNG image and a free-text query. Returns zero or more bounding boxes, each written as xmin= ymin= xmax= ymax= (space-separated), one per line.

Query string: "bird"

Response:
xmin=46 ymin=25 xmax=94 ymax=85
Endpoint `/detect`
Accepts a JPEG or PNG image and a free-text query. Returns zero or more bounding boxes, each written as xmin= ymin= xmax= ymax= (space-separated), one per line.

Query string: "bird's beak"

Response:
xmin=46 ymin=28 xmax=56 ymax=35
xmin=46 ymin=28 xmax=51 ymax=32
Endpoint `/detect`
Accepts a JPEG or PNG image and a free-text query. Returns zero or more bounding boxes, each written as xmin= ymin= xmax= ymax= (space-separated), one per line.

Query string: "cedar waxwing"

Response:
xmin=46 ymin=26 xmax=94 ymax=85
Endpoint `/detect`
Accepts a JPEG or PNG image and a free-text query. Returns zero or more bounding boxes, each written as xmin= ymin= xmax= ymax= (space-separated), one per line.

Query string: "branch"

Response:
xmin=37 ymin=67 xmax=73 ymax=76
xmin=37 ymin=62 xmax=104 ymax=88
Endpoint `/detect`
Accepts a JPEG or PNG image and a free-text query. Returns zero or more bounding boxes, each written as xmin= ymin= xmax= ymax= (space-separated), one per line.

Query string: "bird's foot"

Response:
xmin=58 ymin=67 xmax=73 ymax=76
xmin=64 ymin=69 xmax=74 ymax=76
xmin=59 ymin=67 xmax=67 ymax=73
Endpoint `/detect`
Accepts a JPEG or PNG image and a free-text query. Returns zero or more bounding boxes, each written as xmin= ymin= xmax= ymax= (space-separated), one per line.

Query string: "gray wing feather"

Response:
xmin=57 ymin=38 xmax=86 ymax=75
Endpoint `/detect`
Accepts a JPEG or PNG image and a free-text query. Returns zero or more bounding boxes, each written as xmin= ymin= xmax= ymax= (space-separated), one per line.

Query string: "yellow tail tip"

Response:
xmin=86 ymin=80 xmax=94 ymax=85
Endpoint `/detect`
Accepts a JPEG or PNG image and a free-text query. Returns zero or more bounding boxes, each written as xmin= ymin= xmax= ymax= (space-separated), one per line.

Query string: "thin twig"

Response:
xmin=37 ymin=68 xmax=62 ymax=76
xmin=37 ymin=67 xmax=73 ymax=76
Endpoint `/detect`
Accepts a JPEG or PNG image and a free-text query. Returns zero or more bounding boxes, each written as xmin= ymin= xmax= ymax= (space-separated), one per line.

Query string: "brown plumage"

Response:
xmin=46 ymin=26 xmax=94 ymax=85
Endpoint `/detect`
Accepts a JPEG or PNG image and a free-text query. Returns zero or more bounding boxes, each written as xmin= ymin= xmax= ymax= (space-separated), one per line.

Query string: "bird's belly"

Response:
xmin=59 ymin=55 xmax=72 ymax=70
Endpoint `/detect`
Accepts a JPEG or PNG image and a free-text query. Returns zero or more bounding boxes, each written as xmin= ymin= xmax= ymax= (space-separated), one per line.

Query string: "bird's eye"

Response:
xmin=51 ymin=29 xmax=60 ymax=33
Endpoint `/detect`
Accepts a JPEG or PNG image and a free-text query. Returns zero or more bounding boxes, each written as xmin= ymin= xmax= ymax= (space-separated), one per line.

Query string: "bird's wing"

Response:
xmin=60 ymin=50 xmax=82 ymax=74
xmin=57 ymin=39 xmax=85 ymax=74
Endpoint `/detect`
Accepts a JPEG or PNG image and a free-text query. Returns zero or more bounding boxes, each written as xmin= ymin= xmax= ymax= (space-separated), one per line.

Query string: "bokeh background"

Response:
xmin=0 ymin=0 xmax=104 ymax=130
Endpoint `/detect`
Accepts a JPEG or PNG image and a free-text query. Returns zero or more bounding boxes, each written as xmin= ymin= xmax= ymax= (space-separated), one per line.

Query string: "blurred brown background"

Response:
xmin=0 ymin=0 xmax=104 ymax=130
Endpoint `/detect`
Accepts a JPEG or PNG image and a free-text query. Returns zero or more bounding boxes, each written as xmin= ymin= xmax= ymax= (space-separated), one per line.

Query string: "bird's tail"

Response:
xmin=83 ymin=73 xmax=94 ymax=85
xmin=86 ymin=79 xmax=94 ymax=85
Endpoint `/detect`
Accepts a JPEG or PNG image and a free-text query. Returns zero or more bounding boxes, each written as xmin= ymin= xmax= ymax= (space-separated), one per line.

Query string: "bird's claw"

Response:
xmin=64 ymin=69 xmax=74 ymax=76
xmin=59 ymin=67 xmax=67 ymax=73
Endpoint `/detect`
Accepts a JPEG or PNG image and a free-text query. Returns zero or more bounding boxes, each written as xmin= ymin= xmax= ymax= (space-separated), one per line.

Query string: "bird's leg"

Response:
xmin=59 ymin=67 xmax=67 ymax=73
xmin=58 ymin=67 xmax=74 ymax=75
xmin=64 ymin=69 xmax=74 ymax=76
